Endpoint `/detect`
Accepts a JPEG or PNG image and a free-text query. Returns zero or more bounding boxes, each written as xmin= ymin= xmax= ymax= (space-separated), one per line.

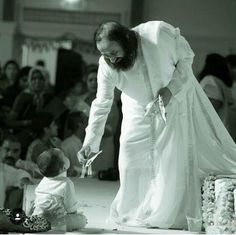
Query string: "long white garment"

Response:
xmin=83 ymin=21 xmax=236 ymax=229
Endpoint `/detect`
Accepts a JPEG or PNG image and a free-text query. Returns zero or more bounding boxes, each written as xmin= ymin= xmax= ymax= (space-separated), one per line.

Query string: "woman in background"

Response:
xmin=6 ymin=66 xmax=53 ymax=155
xmin=1 ymin=66 xmax=31 ymax=108
xmin=199 ymin=53 xmax=233 ymax=130
xmin=0 ymin=60 xmax=19 ymax=92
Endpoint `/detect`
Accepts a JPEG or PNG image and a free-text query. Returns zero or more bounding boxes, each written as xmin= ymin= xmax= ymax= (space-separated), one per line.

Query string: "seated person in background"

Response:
xmin=61 ymin=111 xmax=88 ymax=177
xmin=5 ymin=66 xmax=54 ymax=155
xmin=0 ymin=136 xmax=32 ymax=208
xmin=0 ymin=134 xmax=23 ymax=166
xmin=0 ymin=134 xmax=41 ymax=177
xmin=63 ymin=79 xmax=85 ymax=111
xmin=225 ymin=54 xmax=236 ymax=142
xmin=0 ymin=60 xmax=19 ymax=93
xmin=199 ymin=53 xmax=233 ymax=130
xmin=226 ymin=54 xmax=236 ymax=102
xmin=26 ymin=111 xmax=61 ymax=164
xmin=0 ymin=135 xmax=36 ymax=209
xmin=1 ymin=66 xmax=31 ymax=109
xmin=6 ymin=66 xmax=53 ymax=130
xmin=35 ymin=59 xmax=53 ymax=94
xmin=32 ymin=148 xmax=87 ymax=232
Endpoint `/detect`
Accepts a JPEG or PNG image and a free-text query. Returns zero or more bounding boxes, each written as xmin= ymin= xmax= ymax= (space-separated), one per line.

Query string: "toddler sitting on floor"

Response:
xmin=32 ymin=148 xmax=87 ymax=232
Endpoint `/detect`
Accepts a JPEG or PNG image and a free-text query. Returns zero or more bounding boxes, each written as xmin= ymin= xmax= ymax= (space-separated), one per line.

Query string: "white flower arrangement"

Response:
xmin=202 ymin=173 xmax=216 ymax=228
xmin=202 ymin=174 xmax=236 ymax=234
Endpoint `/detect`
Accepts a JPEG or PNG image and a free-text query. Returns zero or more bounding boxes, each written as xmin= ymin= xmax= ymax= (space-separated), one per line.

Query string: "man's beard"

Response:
xmin=105 ymin=51 xmax=137 ymax=71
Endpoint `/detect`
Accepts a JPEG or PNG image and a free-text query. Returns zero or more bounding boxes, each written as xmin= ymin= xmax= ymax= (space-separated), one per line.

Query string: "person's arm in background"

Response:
xmin=78 ymin=58 xmax=116 ymax=162
xmin=3 ymin=163 xmax=32 ymax=188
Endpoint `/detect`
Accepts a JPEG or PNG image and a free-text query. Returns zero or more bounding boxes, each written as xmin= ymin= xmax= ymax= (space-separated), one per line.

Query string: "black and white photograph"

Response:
xmin=0 ymin=0 xmax=236 ymax=234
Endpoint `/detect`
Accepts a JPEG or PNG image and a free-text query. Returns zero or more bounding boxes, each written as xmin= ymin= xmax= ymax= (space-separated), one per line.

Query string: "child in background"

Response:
xmin=0 ymin=135 xmax=41 ymax=178
xmin=61 ymin=111 xmax=88 ymax=177
xmin=32 ymin=148 xmax=87 ymax=232
xmin=26 ymin=111 xmax=61 ymax=164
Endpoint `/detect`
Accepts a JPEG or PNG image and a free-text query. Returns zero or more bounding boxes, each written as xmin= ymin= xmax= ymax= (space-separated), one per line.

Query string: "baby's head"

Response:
xmin=36 ymin=148 xmax=70 ymax=177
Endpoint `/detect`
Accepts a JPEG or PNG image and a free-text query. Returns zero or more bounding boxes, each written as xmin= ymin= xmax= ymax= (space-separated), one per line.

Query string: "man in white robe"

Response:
xmin=78 ymin=21 xmax=236 ymax=230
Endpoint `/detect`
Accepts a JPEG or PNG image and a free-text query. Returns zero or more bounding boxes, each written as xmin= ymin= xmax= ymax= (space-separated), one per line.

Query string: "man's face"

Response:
xmin=5 ymin=63 xmax=18 ymax=83
xmin=0 ymin=140 xmax=21 ymax=166
xmin=86 ymin=72 xmax=97 ymax=93
xmin=97 ymin=39 xmax=135 ymax=71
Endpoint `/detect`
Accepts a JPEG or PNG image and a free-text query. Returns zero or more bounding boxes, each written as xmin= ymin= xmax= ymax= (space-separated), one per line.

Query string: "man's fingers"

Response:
xmin=84 ymin=146 xmax=91 ymax=157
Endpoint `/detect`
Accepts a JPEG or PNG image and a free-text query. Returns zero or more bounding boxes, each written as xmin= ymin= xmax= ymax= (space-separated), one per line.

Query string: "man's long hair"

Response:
xmin=94 ymin=21 xmax=138 ymax=71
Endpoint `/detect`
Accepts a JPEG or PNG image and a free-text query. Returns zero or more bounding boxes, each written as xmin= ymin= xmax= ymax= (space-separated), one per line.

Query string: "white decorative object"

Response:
xmin=202 ymin=174 xmax=236 ymax=234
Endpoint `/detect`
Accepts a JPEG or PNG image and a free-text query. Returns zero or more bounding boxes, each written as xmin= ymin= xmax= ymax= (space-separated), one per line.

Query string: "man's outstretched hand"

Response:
xmin=77 ymin=146 xmax=99 ymax=165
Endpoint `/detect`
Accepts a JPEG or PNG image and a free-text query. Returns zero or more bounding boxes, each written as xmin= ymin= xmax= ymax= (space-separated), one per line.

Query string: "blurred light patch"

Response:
xmin=61 ymin=0 xmax=87 ymax=10
xmin=64 ymin=0 xmax=79 ymax=3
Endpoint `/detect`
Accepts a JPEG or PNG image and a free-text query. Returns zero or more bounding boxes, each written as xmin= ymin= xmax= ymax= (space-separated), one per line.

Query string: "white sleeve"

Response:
xmin=64 ymin=179 xmax=78 ymax=213
xmin=83 ymin=57 xmax=116 ymax=152
xmin=164 ymin=23 xmax=195 ymax=102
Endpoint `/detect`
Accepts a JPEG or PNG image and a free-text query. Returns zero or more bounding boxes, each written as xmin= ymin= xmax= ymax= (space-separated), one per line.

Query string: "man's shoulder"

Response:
xmin=134 ymin=21 xmax=162 ymax=29
xmin=134 ymin=21 xmax=178 ymax=38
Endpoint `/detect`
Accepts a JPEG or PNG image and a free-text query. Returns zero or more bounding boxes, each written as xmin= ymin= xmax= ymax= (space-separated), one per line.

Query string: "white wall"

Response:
xmin=14 ymin=0 xmax=132 ymax=66
xmin=21 ymin=0 xmax=131 ymax=13
xmin=17 ymin=0 xmax=132 ymax=40
xmin=142 ymin=0 xmax=236 ymax=73
xmin=18 ymin=0 xmax=131 ymax=27
xmin=0 ymin=0 xmax=132 ymax=78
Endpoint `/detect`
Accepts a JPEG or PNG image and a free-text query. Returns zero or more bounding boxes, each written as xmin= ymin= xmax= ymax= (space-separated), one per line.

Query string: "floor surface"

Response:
xmin=24 ymin=177 xmax=201 ymax=235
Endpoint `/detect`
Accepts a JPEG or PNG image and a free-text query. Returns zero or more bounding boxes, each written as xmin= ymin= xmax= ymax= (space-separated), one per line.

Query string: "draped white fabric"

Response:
xmin=83 ymin=21 xmax=236 ymax=229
